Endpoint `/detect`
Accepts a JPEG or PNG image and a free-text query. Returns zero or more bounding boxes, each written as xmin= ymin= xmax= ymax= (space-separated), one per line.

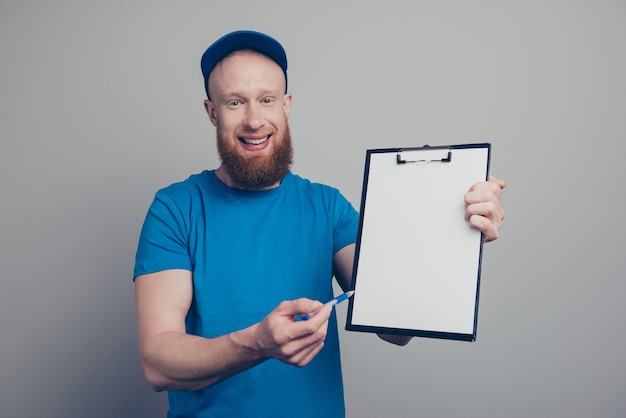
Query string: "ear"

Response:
xmin=283 ymin=93 xmax=293 ymax=119
xmin=204 ymin=99 xmax=219 ymax=127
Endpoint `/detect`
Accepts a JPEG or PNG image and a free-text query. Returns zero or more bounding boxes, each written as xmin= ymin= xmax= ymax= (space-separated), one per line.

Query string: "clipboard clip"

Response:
xmin=397 ymin=148 xmax=452 ymax=164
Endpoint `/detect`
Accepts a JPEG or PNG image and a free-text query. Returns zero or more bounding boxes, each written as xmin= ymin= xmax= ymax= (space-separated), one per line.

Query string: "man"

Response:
xmin=134 ymin=30 xmax=506 ymax=417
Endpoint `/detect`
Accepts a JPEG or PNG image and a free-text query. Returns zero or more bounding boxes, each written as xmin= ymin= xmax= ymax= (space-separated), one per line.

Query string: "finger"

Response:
xmin=466 ymin=200 xmax=502 ymax=221
xmin=465 ymin=185 xmax=505 ymax=222
xmin=276 ymin=298 xmax=323 ymax=318
xmin=257 ymin=312 xmax=327 ymax=362
xmin=467 ymin=203 xmax=503 ymax=233
xmin=466 ymin=200 xmax=502 ymax=236
xmin=277 ymin=319 xmax=330 ymax=365
xmin=487 ymin=175 xmax=507 ymax=189
xmin=467 ymin=182 xmax=502 ymax=202
xmin=291 ymin=341 xmax=326 ymax=367
xmin=465 ymin=193 xmax=503 ymax=220
xmin=279 ymin=338 xmax=326 ymax=367
xmin=468 ymin=213 xmax=499 ymax=242
xmin=277 ymin=301 xmax=331 ymax=343
xmin=301 ymin=299 xmax=336 ymax=320
xmin=465 ymin=191 xmax=500 ymax=210
xmin=296 ymin=304 xmax=332 ymax=333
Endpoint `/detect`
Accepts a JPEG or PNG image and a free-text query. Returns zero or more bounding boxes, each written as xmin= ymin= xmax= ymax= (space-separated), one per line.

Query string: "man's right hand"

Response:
xmin=251 ymin=298 xmax=331 ymax=367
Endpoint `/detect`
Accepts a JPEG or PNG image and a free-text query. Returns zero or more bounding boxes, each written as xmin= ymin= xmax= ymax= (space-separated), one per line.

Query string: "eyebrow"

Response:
xmin=218 ymin=87 xmax=283 ymax=101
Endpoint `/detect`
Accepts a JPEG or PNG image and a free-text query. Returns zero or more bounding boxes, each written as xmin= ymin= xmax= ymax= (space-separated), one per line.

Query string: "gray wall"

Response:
xmin=2 ymin=1 xmax=625 ymax=417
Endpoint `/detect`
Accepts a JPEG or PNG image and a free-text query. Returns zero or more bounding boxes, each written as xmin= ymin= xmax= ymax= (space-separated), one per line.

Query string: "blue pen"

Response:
xmin=302 ymin=290 xmax=355 ymax=320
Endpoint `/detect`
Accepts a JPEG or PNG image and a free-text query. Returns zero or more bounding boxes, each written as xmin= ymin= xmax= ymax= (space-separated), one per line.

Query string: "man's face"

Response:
xmin=204 ymin=50 xmax=293 ymax=190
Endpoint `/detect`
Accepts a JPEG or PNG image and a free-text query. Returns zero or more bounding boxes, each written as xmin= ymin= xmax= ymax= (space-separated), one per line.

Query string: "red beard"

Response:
xmin=216 ymin=123 xmax=293 ymax=190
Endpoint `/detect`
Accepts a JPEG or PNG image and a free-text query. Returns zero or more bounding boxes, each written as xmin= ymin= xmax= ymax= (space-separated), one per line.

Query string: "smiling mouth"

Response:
xmin=239 ymin=135 xmax=270 ymax=146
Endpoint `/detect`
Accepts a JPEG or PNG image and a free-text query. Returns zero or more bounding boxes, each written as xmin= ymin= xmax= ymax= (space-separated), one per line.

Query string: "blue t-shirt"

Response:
xmin=134 ymin=170 xmax=358 ymax=418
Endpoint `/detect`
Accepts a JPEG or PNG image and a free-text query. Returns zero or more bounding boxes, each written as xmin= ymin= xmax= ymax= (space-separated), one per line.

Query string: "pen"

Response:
xmin=302 ymin=290 xmax=355 ymax=320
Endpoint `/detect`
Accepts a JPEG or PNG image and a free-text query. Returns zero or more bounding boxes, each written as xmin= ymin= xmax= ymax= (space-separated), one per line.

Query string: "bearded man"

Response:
xmin=133 ymin=30 xmax=506 ymax=418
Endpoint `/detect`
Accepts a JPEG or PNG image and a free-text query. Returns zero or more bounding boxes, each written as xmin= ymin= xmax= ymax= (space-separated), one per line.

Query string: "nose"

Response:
xmin=243 ymin=102 xmax=264 ymax=131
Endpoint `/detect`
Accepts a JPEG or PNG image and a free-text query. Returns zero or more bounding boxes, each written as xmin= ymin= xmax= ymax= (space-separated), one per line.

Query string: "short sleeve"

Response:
xmin=133 ymin=189 xmax=193 ymax=279
xmin=331 ymin=190 xmax=359 ymax=255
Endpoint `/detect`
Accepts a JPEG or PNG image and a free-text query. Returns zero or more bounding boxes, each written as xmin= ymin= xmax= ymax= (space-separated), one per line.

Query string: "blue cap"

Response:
xmin=201 ymin=30 xmax=288 ymax=99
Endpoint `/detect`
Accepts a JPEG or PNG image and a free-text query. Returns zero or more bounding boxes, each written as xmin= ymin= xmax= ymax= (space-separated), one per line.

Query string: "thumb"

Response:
xmin=276 ymin=298 xmax=323 ymax=316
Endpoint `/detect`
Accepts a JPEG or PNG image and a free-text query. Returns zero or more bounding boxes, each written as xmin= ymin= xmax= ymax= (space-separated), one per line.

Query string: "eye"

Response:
xmin=228 ymin=100 xmax=242 ymax=107
xmin=261 ymin=97 xmax=274 ymax=105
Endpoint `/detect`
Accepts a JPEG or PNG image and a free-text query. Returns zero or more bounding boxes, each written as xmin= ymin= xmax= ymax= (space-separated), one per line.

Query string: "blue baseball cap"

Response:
xmin=201 ymin=30 xmax=288 ymax=99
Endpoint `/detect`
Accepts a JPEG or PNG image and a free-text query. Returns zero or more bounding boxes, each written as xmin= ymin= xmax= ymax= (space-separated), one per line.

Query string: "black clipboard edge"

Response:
xmin=345 ymin=323 xmax=477 ymax=342
xmin=345 ymin=143 xmax=491 ymax=342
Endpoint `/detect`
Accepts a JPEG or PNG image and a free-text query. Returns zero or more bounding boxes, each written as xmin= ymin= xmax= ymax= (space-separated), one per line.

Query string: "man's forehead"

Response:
xmin=209 ymin=51 xmax=287 ymax=94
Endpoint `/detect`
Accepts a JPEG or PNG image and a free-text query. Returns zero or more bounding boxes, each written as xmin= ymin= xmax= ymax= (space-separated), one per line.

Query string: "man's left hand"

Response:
xmin=464 ymin=176 xmax=506 ymax=242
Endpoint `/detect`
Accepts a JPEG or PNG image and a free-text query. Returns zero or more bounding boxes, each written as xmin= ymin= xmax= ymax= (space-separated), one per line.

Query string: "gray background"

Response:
xmin=1 ymin=1 xmax=624 ymax=417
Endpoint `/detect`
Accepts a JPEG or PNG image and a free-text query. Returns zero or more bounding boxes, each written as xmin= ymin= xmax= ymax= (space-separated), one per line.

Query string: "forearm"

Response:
xmin=140 ymin=323 xmax=266 ymax=392
xmin=136 ymin=269 xmax=331 ymax=393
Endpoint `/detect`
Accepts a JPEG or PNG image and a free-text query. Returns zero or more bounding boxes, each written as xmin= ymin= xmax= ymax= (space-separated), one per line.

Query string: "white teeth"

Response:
xmin=242 ymin=136 xmax=268 ymax=145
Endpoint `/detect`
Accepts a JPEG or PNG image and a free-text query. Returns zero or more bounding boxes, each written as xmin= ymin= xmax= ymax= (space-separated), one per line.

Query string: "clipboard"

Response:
xmin=345 ymin=143 xmax=491 ymax=342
